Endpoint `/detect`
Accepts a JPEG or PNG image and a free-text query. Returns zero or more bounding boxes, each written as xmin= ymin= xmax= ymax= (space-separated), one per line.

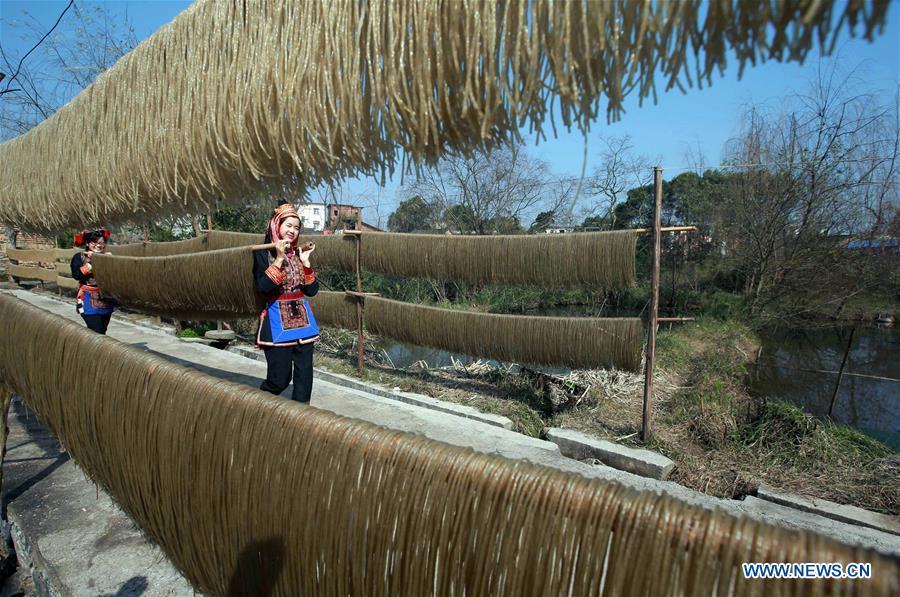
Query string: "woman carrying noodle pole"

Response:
xmin=254 ymin=201 xmax=320 ymax=403
xmin=70 ymin=228 xmax=117 ymax=334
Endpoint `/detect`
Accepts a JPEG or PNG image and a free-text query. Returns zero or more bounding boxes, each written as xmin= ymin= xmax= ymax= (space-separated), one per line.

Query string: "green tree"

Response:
xmin=387 ymin=196 xmax=438 ymax=232
xmin=529 ymin=210 xmax=555 ymax=233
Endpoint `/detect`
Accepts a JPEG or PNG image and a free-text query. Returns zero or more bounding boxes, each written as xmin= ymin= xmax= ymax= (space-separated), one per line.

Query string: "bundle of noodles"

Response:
xmin=362 ymin=230 xmax=636 ymax=289
xmin=0 ymin=0 xmax=889 ymax=230
xmin=110 ymin=235 xmax=209 ymax=257
xmin=91 ymin=250 xmax=357 ymax=328
xmin=365 ymin=296 xmax=642 ymax=371
xmin=205 ymin=230 xmax=357 ymax=272
xmin=0 ymin=295 xmax=896 ymax=595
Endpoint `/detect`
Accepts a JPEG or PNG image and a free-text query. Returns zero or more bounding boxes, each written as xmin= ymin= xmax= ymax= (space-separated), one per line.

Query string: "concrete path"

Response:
xmin=1 ymin=289 xmax=897 ymax=595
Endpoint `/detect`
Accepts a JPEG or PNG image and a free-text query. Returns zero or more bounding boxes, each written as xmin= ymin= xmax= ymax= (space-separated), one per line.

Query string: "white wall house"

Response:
xmin=297 ymin=203 xmax=326 ymax=232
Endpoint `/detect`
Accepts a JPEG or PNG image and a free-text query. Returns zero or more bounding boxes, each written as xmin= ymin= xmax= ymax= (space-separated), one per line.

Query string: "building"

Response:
xmin=296 ymin=202 xmax=326 ymax=232
xmin=325 ymin=204 xmax=381 ymax=232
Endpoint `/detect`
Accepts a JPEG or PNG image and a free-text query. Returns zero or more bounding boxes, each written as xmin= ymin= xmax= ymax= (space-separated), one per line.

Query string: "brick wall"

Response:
xmin=1 ymin=227 xmax=55 ymax=274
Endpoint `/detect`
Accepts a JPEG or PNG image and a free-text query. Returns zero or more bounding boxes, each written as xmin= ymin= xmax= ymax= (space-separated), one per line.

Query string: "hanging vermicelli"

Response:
xmin=361 ymin=229 xmax=637 ymax=289
xmin=0 ymin=294 xmax=896 ymax=595
xmin=123 ymin=229 xmax=637 ymax=289
xmin=0 ymin=0 xmax=890 ymax=231
xmin=91 ymin=248 xmax=640 ymax=369
xmin=364 ymin=296 xmax=643 ymax=370
xmin=91 ymin=249 xmax=357 ymax=327
xmin=110 ymin=235 xmax=209 ymax=257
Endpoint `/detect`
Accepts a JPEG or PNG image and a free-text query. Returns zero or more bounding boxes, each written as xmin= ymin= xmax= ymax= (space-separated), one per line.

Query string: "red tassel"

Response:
xmin=74 ymin=232 xmax=84 ymax=246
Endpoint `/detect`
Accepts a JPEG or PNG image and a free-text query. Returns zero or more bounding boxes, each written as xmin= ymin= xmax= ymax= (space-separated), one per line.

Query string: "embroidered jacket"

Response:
xmin=253 ymin=249 xmax=319 ymax=347
xmin=70 ymin=252 xmax=115 ymax=315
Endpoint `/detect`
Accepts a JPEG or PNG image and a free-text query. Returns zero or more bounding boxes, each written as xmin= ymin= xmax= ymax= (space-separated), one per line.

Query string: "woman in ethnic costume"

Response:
xmin=254 ymin=201 xmax=320 ymax=403
xmin=70 ymin=228 xmax=116 ymax=334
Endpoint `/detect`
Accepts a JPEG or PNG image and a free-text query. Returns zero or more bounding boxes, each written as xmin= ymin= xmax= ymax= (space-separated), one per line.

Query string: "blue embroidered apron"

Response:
xmin=78 ymin=285 xmax=116 ymax=315
xmin=266 ymin=291 xmax=320 ymax=343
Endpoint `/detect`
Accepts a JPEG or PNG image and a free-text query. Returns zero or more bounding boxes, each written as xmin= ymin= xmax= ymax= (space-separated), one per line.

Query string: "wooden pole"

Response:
xmin=641 ymin=167 xmax=663 ymax=443
xmin=0 ymin=384 xmax=14 ymax=494
xmin=633 ymin=225 xmax=697 ymax=234
xmin=828 ymin=326 xmax=856 ymax=418
xmin=142 ymin=224 xmax=149 ymax=244
xmin=355 ymin=228 xmax=365 ymax=375
xmin=206 ymin=213 xmax=214 ymax=230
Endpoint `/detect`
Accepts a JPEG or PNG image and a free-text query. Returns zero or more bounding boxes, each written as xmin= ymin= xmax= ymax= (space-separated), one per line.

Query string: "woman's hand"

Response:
xmin=274 ymin=239 xmax=291 ymax=260
xmin=83 ymin=251 xmax=93 ymax=262
xmin=299 ymin=242 xmax=315 ymax=268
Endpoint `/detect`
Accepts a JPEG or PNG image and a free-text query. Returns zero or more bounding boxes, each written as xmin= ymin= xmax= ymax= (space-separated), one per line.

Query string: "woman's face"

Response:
xmin=88 ymin=236 xmax=106 ymax=252
xmin=279 ymin=217 xmax=301 ymax=243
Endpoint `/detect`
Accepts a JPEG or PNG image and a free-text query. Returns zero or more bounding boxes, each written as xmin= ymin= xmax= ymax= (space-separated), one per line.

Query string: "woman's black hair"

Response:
xmin=83 ymin=229 xmax=106 ymax=244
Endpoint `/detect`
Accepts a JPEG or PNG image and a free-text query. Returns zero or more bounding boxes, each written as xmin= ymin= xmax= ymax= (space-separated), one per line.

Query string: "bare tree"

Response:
xmin=719 ymin=63 xmax=899 ymax=322
xmin=402 ymin=143 xmax=562 ymax=235
xmin=583 ymin=135 xmax=651 ymax=230
xmin=1 ymin=3 xmax=137 ymax=140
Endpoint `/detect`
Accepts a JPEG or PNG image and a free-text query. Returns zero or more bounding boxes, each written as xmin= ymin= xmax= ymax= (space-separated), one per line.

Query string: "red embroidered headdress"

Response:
xmin=268 ymin=203 xmax=301 ymax=251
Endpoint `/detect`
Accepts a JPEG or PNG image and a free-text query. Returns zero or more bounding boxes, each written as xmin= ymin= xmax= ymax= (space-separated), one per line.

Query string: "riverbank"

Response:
xmin=313 ymin=320 xmax=898 ymax=515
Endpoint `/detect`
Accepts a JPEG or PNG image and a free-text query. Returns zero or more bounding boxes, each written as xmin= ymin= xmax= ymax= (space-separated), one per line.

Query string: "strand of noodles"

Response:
xmin=91 ymin=250 xmax=357 ymax=328
xmin=365 ymin=296 xmax=643 ymax=371
xmin=0 ymin=294 xmax=896 ymax=595
xmin=0 ymin=0 xmax=890 ymax=231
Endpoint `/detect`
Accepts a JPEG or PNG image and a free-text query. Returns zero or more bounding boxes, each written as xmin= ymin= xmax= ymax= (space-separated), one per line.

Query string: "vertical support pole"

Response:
xmin=206 ymin=213 xmax=214 ymax=231
xmin=355 ymin=231 xmax=365 ymax=375
xmin=0 ymin=384 xmax=14 ymax=494
xmin=828 ymin=326 xmax=855 ymax=418
xmin=642 ymin=167 xmax=663 ymax=443
xmin=142 ymin=224 xmax=149 ymax=244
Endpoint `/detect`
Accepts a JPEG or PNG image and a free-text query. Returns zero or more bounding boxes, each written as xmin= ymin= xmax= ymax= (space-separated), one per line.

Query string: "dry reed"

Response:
xmin=365 ymin=296 xmax=643 ymax=371
xmin=0 ymin=294 xmax=896 ymax=595
xmin=0 ymin=0 xmax=889 ymax=230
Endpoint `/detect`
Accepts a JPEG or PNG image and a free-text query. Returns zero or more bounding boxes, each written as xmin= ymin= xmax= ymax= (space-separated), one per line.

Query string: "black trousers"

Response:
xmin=81 ymin=313 xmax=112 ymax=335
xmin=260 ymin=343 xmax=315 ymax=403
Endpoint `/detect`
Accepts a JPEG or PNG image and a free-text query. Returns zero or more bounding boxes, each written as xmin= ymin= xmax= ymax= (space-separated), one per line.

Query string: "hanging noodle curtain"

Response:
xmin=0 ymin=295 xmax=895 ymax=595
xmin=92 ymin=249 xmax=641 ymax=370
xmin=117 ymin=229 xmax=637 ymax=289
xmin=0 ymin=0 xmax=890 ymax=231
xmin=91 ymin=249 xmax=358 ymax=326
xmin=365 ymin=296 xmax=642 ymax=370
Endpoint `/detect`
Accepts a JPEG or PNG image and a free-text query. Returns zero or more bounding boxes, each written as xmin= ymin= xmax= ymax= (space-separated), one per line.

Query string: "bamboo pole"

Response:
xmin=641 ymin=167 xmax=663 ymax=443
xmin=206 ymin=213 xmax=214 ymax=230
xmin=828 ymin=326 xmax=856 ymax=418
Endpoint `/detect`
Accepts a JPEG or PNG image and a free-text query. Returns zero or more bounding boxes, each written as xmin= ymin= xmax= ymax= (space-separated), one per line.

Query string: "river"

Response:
xmin=751 ymin=325 xmax=899 ymax=449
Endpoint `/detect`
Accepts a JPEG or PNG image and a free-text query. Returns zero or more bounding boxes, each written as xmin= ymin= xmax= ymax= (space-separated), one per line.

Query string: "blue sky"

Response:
xmin=2 ymin=0 xmax=898 ymax=226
